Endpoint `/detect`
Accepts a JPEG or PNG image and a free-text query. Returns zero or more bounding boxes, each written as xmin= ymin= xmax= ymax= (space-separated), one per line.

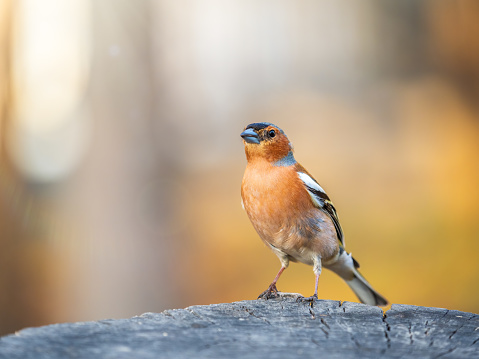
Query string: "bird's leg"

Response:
xmin=296 ymin=273 xmax=320 ymax=304
xmin=258 ymin=266 xmax=286 ymax=299
xmin=297 ymin=256 xmax=322 ymax=304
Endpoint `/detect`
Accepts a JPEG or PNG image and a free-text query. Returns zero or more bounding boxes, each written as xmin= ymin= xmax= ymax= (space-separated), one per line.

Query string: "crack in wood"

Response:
xmin=241 ymin=306 xmax=272 ymax=325
xmin=449 ymin=322 xmax=466 ymax=340
xmin=318 ymin=326 xmax=329 ymax=338
xmin=408 ymin=323 xmax=414 ymax=345
xmin=318 ymin=316 xmax=330 ymax=338
xmin=320 ymin=317 xmax=330 ymax=330
xmin=433 ymin=347 xmax=456 ymax=358
xmin=425 ymin=320 xmax=430 ymax=336
xmin=382 ymin=312 xmax=391 ymax=349
xmin=449 ymin=328 xmax=459 ymax=340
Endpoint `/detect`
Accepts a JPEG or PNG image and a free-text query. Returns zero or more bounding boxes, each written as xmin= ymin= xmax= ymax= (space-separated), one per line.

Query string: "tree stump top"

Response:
xmin=0 ymin=299 xmax=478 ymax=358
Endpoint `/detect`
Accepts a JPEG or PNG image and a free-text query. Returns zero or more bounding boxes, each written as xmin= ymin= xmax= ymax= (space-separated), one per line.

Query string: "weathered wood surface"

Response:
xmin=0 ymin=299 xmax=478 ymax=359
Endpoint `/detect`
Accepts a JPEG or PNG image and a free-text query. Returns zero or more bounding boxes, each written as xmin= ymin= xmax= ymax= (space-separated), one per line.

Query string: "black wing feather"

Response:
xmin=304 ymin=185 xmax=344 ymax=246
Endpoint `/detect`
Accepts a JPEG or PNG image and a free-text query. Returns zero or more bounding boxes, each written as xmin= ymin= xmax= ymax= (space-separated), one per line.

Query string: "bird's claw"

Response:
xmin=257 ymin=284 xmax=280 ymax=300
xmin=296 ymin=294 xmax=318 ymax=307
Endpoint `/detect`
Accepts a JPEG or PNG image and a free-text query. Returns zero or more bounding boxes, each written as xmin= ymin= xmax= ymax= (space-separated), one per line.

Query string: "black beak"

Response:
xmin=240 ymin=128 xmax=260 ymax=144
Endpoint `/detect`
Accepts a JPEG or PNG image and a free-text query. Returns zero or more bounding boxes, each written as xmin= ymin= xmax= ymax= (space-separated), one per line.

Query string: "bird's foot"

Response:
xmin=296 ymin=293 xmax=318 ymax=307
xmin=257 ymin=284 xmax=280 ymax=300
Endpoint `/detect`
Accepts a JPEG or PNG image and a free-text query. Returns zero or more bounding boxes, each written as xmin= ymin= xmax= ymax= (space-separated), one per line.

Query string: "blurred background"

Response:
xmin=1 ymin=0 xmax=479 ymax=335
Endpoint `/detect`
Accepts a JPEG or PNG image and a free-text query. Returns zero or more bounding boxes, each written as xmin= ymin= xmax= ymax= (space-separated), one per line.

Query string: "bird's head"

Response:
xmin=240 ymin=122 xmax=294 ymax=164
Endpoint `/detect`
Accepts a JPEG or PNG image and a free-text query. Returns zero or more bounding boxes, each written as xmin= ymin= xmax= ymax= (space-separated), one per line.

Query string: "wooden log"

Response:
xmin=0 ymin=298 xmax=477 ymax=358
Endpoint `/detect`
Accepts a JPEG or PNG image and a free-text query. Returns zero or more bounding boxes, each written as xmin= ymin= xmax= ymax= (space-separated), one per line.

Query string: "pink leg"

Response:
xmin=313 ymin=273 xmax=319 ymax=297
xmin=258 ymin=266 xmax=286 ymax=299
xmin=272 ymin=266 xmax=286 ymax=286
xmin=297 ymin=273 xmax=320 ymax=304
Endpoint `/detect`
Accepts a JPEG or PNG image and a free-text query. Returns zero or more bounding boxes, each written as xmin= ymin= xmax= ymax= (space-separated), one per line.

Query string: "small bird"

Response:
xmin=240 ymin=122 xmax=388 ymax=306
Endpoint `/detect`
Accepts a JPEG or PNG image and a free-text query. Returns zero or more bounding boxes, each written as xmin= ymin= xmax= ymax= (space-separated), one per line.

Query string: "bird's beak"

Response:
xmin=240 ymin=128 xmax=260 ymax=144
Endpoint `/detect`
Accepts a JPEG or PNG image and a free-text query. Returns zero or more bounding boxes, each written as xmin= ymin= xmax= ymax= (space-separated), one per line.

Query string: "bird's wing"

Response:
xmin=297 ymin=171 xmax=345 ymax=247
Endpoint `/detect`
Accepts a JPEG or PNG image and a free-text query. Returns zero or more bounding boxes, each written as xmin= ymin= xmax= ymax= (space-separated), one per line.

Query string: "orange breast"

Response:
xmin=241 ymin=159 xmax=339 ymax=262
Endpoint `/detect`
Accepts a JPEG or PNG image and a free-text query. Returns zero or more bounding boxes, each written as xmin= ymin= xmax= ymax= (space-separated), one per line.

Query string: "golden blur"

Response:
xmin=1 ymin=0 xmax=479 ymax=335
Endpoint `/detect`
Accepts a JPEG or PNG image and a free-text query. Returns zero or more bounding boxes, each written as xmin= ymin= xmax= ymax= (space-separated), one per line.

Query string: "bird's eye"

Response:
xmin=268 ymin=130 xmax=276 ymax=138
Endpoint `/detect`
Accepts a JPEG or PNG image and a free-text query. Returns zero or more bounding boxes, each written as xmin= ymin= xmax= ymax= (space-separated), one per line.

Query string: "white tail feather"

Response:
xmin=327 ymin=250 xmax=388 ymax=306
xmin=346 ymin=268 xmax=388 ymax=306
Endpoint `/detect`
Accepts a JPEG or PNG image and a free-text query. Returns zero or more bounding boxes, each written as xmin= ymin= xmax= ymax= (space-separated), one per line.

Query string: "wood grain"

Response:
xmin=0 ymin=299 xmax=477 ymax=358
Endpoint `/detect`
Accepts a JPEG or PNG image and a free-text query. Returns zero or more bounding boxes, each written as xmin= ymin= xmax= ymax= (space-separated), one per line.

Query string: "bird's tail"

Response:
xmin=327 ymin=250 xmax=388 ymax=306
xmin=347 ymin=267 xmax=388 ymax=306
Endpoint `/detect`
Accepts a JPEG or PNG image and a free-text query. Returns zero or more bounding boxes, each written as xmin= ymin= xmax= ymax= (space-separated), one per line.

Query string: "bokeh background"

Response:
xmin=1 ymin=0 xmax=479 ymax=335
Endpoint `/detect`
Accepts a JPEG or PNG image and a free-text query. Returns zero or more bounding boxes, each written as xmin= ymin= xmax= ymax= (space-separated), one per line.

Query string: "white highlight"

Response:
xmin=298 ymin=172 xmax=326 ymax=207
xmin=297 ymin=172 xmax=326 ymax=194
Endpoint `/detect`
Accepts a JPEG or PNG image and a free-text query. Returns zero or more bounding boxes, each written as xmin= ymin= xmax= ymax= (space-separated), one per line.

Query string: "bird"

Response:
xmin=240 ymin=122 xmax=388 ymax=306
